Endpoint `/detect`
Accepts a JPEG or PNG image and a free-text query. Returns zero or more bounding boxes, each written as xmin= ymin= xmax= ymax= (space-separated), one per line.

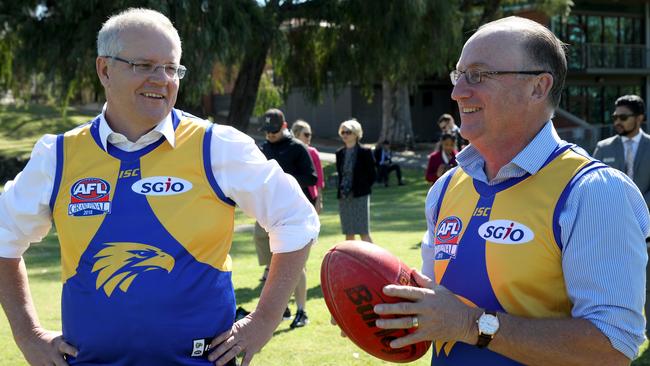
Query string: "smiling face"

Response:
xmin=451 ymin=30 xmax=537 ymax=149
xmin=97 ymin=25 xmax=180 ymax=136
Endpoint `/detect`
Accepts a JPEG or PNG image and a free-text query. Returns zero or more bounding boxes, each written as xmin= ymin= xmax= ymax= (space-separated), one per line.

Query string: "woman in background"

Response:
xmin=291 ymin=120 xmax=325 ymax=213
xmin=335 ymin=119 xmax=376 ymax=243
xmin=281 ymin=119 xmax=324 ymax=329
xmin=425 ymin=133 xmax=458 ymax=184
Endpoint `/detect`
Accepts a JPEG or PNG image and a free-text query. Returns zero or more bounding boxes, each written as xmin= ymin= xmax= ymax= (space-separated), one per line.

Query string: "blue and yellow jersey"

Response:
xmin=429 ymin=144 xmax=605 ymax=365
xmin=49 ymin=110 xmax=236 ymax=365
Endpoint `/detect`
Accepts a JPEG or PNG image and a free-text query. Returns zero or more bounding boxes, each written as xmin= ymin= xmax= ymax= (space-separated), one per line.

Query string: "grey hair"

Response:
xmin=478 ymin=16 xmax=567 ymax=108
xmin=97 ymin=8 xmax=182 ymax=57
xmin=291 ymin=119 xmax=312 ymax=137
xmin=339 ymin=119 xmax=363 ymax=140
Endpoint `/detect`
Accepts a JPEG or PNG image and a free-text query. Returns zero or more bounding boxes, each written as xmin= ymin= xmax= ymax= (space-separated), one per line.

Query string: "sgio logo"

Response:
xmin=131 ymin=176 xmax=193 ymax=196
xmin=478 ymin=220 xmax=534 ymax=244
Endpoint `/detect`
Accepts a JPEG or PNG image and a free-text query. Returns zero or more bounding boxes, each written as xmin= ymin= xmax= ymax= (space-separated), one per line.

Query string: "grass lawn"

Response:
xmin=0 ymin=104 xmax=96 ymax=159
xmin=0 ymin=104 xmax=648 ymax=365
xmin=0 ymin=164 xmax=434 ymax=366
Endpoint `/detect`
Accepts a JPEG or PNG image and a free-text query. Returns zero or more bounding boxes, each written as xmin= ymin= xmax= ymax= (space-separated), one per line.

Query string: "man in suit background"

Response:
xmin=373 ymin=140 xmax=404 ymax=187
xmin=593 ymin=95 xmax=650 ymax=211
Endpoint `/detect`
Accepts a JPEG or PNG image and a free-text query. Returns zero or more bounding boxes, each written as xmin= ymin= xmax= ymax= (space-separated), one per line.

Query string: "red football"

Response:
xmin=321 ymin=240 xmax=431 ymax=363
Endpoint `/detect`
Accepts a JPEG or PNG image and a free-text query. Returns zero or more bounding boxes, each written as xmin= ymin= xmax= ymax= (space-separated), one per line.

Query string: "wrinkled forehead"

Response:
xmin=457 ymin=28 xmax=527 ymax=71
xmin=119 ymin=25 xmax=181 ymax=62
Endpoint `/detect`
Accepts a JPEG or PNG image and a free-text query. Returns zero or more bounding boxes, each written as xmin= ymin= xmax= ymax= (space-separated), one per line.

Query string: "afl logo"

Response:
xmin=70 ymin=178 xmax=110 ymax=201
xmin=131 ymin=176 xmax=193 ymax=196
xmin=478 ymin=220 xmax=535 ymax=244
xmin=436 ymin=216 xmax=463 ymax=242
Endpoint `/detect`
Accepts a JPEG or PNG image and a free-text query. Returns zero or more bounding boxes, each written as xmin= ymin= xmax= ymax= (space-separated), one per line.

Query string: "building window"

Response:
xmin=552 ymin=12 xmax=645 ymax=69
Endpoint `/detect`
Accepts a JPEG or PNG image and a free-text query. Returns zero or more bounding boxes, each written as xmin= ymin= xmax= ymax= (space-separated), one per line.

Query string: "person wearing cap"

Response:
xmin=248 ymin=108 xmax=317 ymax=323
xmin=0 ymin=9 xmax=318 ymax=366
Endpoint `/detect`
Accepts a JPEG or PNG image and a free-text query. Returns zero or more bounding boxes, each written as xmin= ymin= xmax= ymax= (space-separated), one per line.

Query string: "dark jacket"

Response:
xmin=373 ymin=145 xmax=393 ymax=166
xmin=260 ymin=133 xmax=317 ymax=200
xmin=425 ymin=150 xmax=458 ymax=183
xmin=335 ymin=144 xmax=376 ymax=199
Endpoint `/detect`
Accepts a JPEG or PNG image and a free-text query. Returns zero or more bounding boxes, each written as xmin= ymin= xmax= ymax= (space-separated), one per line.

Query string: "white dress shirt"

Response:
xmin=0 ymin=108 xmax=319 ymax=258
xmin=621 ymin=130 xmax=643 ymax=160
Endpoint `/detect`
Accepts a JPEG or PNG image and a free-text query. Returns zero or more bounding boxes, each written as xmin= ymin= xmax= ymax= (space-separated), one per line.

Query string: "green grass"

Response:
xmin=0 ymin=166 xmax=433 ymax=366
xmin=0 ymin=104 xmax=96 ymax=159
xmin=0 ymin=104 xmax=649 ymax=364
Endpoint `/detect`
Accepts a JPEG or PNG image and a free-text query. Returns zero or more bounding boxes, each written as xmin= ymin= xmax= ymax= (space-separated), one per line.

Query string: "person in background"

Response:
xmin=593 ymin=94 xmax=650 ymax=212
xmin=285 ymin=119 xmax=325 ymax=329
xmin=425 ymin=133 xmax=458 ymax=184
xmin=335 ymin=119 xmax=376 ymax=243
xmin=291 ymin=120 xmax=325 ymax=213
xmin=373 ymin=140 xmax=405 ymax=187
xmin=243 ymin=108 xmax=317 ymax=323
xmin=438 ymin=113 xmax=467 ymax=151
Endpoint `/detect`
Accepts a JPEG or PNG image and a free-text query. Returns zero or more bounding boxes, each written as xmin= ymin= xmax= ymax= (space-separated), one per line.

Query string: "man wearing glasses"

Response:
xmin=372 ymin=16 xmax=648 ymax=365
xmin=594 ymin=95 xmax=650 ymax=212
xmin=0 ymin=8 xmax=318 ymax=366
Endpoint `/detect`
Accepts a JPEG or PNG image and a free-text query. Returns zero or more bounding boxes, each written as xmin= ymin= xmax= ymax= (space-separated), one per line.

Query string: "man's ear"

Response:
xmin=96 ymin=57 xmax=110 ymax=86
xmin=531 ymin=72 xmax=554 ymax=104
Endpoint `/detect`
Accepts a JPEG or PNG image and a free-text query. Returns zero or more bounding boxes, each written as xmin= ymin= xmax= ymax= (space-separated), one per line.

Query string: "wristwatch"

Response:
xmin=476 ymin=310 xmax=499 ymax=348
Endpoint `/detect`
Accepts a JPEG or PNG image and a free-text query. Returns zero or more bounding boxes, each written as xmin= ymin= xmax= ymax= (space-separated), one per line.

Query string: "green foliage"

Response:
xmin=275 ymin=0 xmax=462 ymax=102
xmin=0 ymin=1 xmax=256 ymax=109
xmin=253 ymin=71 xmax=282 ymax=118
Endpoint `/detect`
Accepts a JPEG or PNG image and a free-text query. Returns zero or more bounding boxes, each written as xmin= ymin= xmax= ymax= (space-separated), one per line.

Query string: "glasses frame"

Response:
xmin=102 ymin=55 xmax=187 ymax=80
xmin=340 ymin=130 xmax=353 ymax=136
xmin=450 ymin=69 xmax=550 ymax=85
xmin=611 ymin=113 xmax=637 ymax=122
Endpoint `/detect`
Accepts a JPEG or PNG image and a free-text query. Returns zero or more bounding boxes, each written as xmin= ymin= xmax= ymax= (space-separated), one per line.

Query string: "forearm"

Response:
xmin=255 ymin=244 xmax=311 ymax=322
xmin=0 ymin=257 xmax=42 ymax=342
xmin=462 ymin=311 xmax=629 ymax=366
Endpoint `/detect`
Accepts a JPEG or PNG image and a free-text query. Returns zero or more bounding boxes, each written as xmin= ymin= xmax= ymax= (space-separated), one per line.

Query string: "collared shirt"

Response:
xmin=622 ymin=130 xmax=643 ymax=165
xmin=0 ymin=107 xmax=319 ymax=258
xmin=422 ymin=121 xmax=650 ymax=359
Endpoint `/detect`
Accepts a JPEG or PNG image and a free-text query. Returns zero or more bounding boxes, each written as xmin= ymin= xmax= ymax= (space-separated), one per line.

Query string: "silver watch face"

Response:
xmin=478 ymin=314 xmax=499 ymax=335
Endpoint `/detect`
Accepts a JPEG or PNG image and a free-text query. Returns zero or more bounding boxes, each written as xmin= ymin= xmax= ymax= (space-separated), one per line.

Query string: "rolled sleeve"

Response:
xmin=211 ymin=125 xmax=319 ymax=253
xmin=561 ymin=167 xmax=649 ymax=359
xmin=0 ymin=135 xmax=57 ymax=258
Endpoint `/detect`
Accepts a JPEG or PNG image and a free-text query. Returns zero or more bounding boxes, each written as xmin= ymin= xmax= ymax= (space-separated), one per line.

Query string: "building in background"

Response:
xmin=211 ymin=1 xmax=650 ymax=151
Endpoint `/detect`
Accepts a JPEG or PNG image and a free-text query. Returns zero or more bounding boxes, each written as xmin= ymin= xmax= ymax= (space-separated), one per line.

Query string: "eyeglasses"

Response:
xmin=450 ymin=69 xmax=550 ymax=85
xmin=102 ymin=56 xmax=187 ymax=79
xmin=612 ymin=113 xmax=636 ymax=122
xmin=302 ymin=132 xmax=312 ymax=138
xmin=340 ymin=130 xmax=353 ymax=135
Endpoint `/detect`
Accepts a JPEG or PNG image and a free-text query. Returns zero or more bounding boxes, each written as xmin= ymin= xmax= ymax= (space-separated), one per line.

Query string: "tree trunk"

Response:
xmin=226 ymin=36 xmax=273 ymax=131
xmin=380 ymin=81 xmax=414 ymax=149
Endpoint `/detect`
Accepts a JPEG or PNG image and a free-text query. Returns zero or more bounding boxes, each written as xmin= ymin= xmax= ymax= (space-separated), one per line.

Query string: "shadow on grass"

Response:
xmin=234 ymin=283 xmax=265 ymax=303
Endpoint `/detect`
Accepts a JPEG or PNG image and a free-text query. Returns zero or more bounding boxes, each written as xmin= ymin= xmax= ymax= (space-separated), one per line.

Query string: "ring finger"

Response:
xmin=375 ymin=316 xmax=419 ymax=329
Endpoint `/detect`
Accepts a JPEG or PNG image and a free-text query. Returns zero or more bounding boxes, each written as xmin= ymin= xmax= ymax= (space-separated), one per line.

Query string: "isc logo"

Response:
xmin=131 ymin=176 xmax=193 ymax=196
xmin=478 ymin=220 xmax=535 ymax=244
xmin=436 ymin=216 xmax=463 ymax=242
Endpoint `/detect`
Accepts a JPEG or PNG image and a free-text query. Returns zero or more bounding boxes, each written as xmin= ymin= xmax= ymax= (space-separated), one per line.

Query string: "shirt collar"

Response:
xmin=98 ymin=103 xmax=176 ymax=151
xmin=621 ymin=130 xmax=642 ymax=144
xmin=456 ymin=121 xmax=561 ymax=176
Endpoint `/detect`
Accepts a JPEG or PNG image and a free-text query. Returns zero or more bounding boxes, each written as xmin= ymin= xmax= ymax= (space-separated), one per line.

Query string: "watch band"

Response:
xmin=476 ymin=310 xmax=497 ymax=349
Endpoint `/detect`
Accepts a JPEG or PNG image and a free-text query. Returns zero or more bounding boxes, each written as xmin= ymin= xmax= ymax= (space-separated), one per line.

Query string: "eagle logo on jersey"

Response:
xmin=91 ymin=242 xmax=175 ymax=297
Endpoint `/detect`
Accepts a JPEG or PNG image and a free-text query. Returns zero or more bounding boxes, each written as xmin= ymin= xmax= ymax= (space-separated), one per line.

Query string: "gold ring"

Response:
xmin=411 ymin=316 xmax=419 ymax=328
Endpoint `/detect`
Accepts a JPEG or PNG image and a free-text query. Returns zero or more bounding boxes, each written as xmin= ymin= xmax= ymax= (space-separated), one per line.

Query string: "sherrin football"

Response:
xmin=320 ymin=240 xmax=431 ymax=363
